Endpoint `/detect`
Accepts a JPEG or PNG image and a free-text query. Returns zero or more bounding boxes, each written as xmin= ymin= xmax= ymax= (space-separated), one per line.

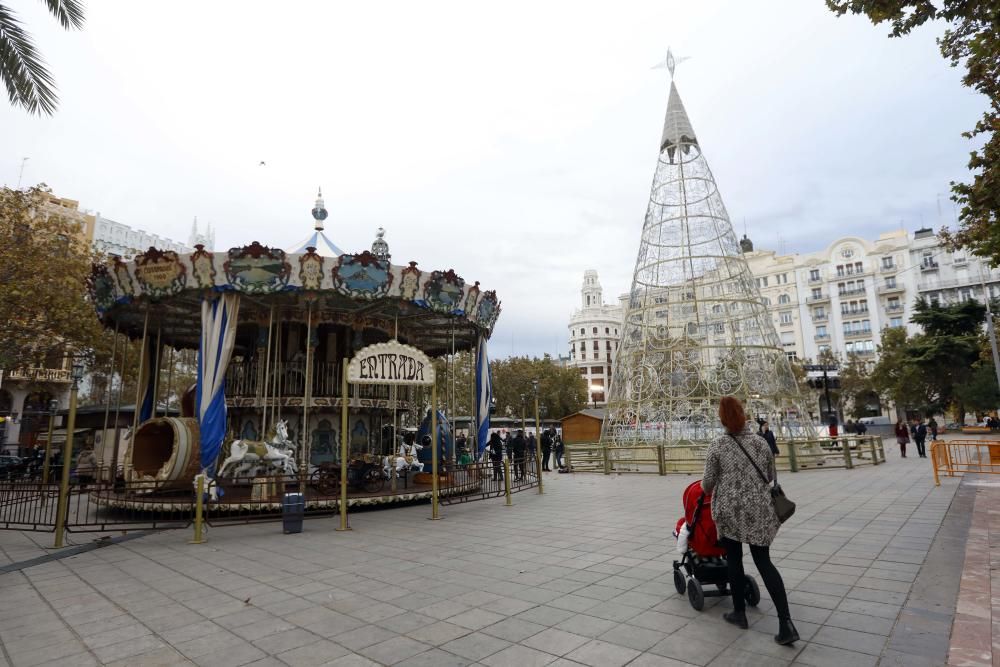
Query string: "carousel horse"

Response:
xmin=218 ymin=419 xmax=298 ymax=478
xmin=384 ymin=439 xmax=424 ymax=476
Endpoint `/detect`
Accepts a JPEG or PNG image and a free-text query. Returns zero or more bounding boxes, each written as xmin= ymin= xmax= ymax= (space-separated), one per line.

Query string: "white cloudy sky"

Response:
xmin=1 ymin=1 xmax=985 ymax=359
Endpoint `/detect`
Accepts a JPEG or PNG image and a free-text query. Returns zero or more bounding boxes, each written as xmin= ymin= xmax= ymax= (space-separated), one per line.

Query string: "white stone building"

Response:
xmin=567 ymin=271 xmax=622 ymax=407
xmin=744 ymin=228 xmax=1000 ymax=364
xmin=92 ymin=212 xmax=190 ymax=258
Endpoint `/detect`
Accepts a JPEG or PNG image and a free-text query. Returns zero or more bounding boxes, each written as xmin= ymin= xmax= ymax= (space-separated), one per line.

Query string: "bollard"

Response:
xmin=932 ymin=442 xmax=941 ymax=486
xmin=190 ymin=474 xmax=206 ymax=544
xmin=503 ymin=456 xmax=512 ymax=506
xmin=657 ymin=444 xmax=666 ymax=476
xmin=787 ymin=440 xmax=799 ymax=473
xmin=603 ymin=445 xmax=611 ymax=475
xmin=870 ymin=437 xmax=879 ymax=466
xmin=842 ymin=438 xmax=853 ymax=469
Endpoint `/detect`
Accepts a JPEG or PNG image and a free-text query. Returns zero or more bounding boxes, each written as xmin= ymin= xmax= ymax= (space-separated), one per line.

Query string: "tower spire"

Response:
xmin=311 ymin=187 xmax=328 ymax=231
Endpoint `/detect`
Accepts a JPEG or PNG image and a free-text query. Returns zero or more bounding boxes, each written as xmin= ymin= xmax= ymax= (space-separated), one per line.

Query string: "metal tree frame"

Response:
xmin=601 ymin=71 xmax=814 ymax=449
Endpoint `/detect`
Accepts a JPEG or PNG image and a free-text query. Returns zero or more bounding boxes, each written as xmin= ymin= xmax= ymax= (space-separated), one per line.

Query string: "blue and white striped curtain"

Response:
xmin=138 ymin=341 xmax=159 ymax=423
xmin=475 ymin=336 xmax=492 ymax=457
xmin=197 ymin=293 xmax=240 ymax=474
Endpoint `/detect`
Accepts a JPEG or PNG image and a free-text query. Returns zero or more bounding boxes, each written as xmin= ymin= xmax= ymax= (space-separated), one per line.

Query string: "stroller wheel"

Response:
xmin=744 ymin=575 xmax=761 ymax=607
xmin=673 ymin=569 xmax=686 ymax=595
xmin=687 ymin=578 xmax=705 ymax=611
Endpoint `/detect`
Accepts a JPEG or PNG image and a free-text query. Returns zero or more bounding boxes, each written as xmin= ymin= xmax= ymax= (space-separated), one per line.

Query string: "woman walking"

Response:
xmin=894 ymin=419 xmax=909 ymax=458
xmin=703 ymin=396 xmax=798 ymax=645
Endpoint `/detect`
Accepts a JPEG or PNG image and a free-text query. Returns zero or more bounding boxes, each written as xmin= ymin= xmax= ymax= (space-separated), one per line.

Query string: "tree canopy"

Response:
xmin=826 ymin=1 xmax=1000 ymax=264
xmin=1 ymin=0 xmax=85 ymax=115
xmin=0 ymin=185 xmax=104 ymax=371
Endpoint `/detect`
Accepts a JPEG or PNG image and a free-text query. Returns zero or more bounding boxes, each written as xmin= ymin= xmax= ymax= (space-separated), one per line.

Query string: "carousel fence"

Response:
xmin=564 ymin=435 xmax=886 ymax=475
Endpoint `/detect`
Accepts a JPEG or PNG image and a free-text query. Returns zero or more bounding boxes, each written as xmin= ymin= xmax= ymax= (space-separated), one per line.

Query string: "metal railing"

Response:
xmin=931 ymin=439 xmax=1000 ymax=485
xmin=564 ymin=435 xmax=886 ymax=475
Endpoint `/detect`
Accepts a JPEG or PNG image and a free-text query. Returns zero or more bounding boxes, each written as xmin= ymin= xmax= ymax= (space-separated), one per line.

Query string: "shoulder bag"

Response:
xmin=729 ymin=434 xmax=796 ymax=523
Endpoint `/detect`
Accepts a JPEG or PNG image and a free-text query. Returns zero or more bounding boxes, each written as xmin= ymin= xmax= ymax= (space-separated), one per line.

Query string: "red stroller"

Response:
xmin=672 ymin=480 xmax=760 ymax=611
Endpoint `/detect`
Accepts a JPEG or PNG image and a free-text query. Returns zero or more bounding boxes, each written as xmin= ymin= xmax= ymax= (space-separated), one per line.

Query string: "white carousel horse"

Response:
xmin=384 ymin=441 xmax=423 ymax=475
xmin=218 ymin=419 xmax=298 ymax=479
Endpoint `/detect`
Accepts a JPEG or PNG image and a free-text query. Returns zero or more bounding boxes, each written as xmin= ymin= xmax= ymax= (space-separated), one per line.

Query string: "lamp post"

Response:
xmin=54 ymin=358 xmax=84 ymax=548
xmin=520 ymin=393 xmax=526 ymax=432
xmin=42 ymin=399 xmax=58 ymax=484
xmin=532 ymin=379 xmax=543 ymax=494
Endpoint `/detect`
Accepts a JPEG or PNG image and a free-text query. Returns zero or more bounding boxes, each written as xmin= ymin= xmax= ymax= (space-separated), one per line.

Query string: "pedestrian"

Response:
xmin=913 ymin=418 xmax=928 ymax=458
xmin=758 ymin=420 xmax=778 ymax=456
xmin=553 ymin=432 xmax=564 ymax=469
xmin=928 ymin=417 xmax=938 ymax=440
xmin=844 ymin=419 xmax=855 ymax=435
xmin=856 ymin=420 xmax=868 ymax=437
xmin=511 ymin=430 xmax=527 ymax=480
xmin=702 ymin=396 xmax=798 ymax=645
xmin=894 ymin=419 xmax=909 ymax=458
xmin=76 ymin=447 xmax=97 ymax=490
xmin=488 ymin=432 xmax=504 ymax=481
xmin=540 ymin=429 xmax=553 ymax=471
xmin=527 ymin=432 xmax=537 ymax=465
xmin=455 ymin=432 xmax=467 ymax=461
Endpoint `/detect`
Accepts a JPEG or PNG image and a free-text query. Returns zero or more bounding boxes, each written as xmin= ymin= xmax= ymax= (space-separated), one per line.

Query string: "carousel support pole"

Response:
xmin=163 ymin=346 xmax=175 ymax=418
xmin=534 ymin=386 xmax=543 ymax=494
xmin=261 ymin=305 xmax=275 ymax=436
xmin=111 ymin=337 xmax=128 ymax=479
xmin=300 ymin=305 xmax=313 ymax=492
xmin=503 ymin=455 xmax=512 ymax=506
xmin=131 ymin=309 xmax=150 ymax=438
xmin=100 ymin=321 xmax=119 ymax=478
xmin=150 ymin=326 xmax=163 ymax=418
xmin=430 ymin=384 xmax=441 ymax=520
xmin=469 ymin=345 xmax=476 ymax=455
xmin=54 ymin=362 xmax=81 ymax=549
xmin=336 ymin=358 xmax=351 ymax=531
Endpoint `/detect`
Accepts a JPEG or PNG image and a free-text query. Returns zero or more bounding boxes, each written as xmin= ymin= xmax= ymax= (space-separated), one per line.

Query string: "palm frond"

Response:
xmin=40 ymin=0 xmax=84 ymax=30
xmin=0 ymin=5 xmax=58 ymax=115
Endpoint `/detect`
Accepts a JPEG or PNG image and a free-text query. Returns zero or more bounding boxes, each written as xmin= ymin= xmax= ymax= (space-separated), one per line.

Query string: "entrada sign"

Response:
xmin=347 ymin=340 xmax=436 ymax=386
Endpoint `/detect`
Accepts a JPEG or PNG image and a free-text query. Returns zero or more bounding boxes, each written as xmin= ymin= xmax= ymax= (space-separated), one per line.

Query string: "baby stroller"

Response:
xmin=672 ymin=480 xmax=760 ymax=611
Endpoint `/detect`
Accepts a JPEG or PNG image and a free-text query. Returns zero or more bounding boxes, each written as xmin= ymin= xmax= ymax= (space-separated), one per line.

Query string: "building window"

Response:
xmin=962 ymin=288 xmax=973 ymax=301
xmin=605 ymin=327 xmax=610 ymax=334
xmin=761 ymin=296 xmax=771 ymax=306
xmin=581 ymin=352 xmax=586 ymax=360
xmin=592 ymin=341 xmax=598 ymax=351
xmin=579 ymin=368 xmax=587 ymax=376
xmin=882 ymin=256 xmax=894 ymax=270
xmin=854 ymin=262 xmax=863 ymax=273
xmin=591 ymin=366 xmax=604 ymax=374
xmin=811 ymin=288 xmax=821 ymax=299
xmin=780 ymin=312 xmax=792 ymax=325
xmin=606 ymin=341 xmax=611 ymax=349
xmin=809 ymin=269 xmax=820 ymax=281
xmin=887 ymin=297 xmax=900 ymax=310
xmin=889 ymin=317 xmax=903 ymax=328
xmin=885 ymin=276 xmax=896 ymax=288
xmin=814 ymin=307 xmax=825 ymax=318
xmin=819 ymin=345 xmax=831 ymax=354
xmin=778 ymin=294 xmax=790 ymax=305
xmin=816 ymin=326 xmax=827 ymax=336
xmin=580 ymin=328 xmax=585 ymax=335
xmin=592 ymin=327 xmax=598 ymax=334
xmin=836 ymin=265 xmax=845 ymax=277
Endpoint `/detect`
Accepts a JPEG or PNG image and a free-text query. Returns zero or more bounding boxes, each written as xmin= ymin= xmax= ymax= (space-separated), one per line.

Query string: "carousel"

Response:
xmin=87 ymin=191 xmax=499 ymax=512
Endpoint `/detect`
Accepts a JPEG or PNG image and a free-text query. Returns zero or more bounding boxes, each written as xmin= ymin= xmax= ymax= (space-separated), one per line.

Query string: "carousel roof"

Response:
xmin=286 ymin=230 xmax=344 ymax=257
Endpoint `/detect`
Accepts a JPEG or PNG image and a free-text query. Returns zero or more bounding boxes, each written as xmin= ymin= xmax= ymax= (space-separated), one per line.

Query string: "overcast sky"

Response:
xmin=1 ymin=1 xmax=985 ymax=359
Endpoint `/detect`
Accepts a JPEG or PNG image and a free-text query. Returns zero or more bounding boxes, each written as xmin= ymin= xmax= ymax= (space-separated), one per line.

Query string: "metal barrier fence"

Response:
xmin=931 ymin=439 xmax=1000 ymax=485
xmin=0 ymin=457 xmax=542 ymax=544
xmin=565 ymin=435 xmax=886 ymax=475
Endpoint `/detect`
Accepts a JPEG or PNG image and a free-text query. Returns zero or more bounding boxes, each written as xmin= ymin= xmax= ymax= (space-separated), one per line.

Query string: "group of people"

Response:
xmin=893 ymin=417 xmax=937 ymax=458
xmin=484 ymin=428 xmax=565 ymax=481
xmin=840 ymin=419 xmax=869 ymax=436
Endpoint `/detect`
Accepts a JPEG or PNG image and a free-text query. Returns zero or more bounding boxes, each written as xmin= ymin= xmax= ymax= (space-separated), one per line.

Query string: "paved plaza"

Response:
xmin=0 ymin=448 xmax=975 ymax=666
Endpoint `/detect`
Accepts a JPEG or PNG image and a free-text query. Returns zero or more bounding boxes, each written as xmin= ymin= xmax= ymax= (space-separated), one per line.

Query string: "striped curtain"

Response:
xmin=197 ymin=293 xmax=240 ymax=473
xmin=475 ymin=336 xmax=492 ymax=456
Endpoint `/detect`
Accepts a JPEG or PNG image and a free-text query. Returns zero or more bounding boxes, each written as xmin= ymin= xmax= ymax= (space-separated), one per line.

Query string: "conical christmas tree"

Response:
xmin=601 ymin=68 xmax=813 ymax=452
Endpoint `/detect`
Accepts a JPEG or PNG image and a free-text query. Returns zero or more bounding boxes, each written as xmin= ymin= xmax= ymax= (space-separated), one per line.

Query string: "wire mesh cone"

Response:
xmin=601 ymin=81 xmax=815 ymax=448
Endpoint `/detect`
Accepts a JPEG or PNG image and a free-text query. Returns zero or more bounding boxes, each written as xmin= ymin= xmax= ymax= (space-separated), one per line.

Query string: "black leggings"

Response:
xmin=721 ymin=537 xmax=791 ymax=619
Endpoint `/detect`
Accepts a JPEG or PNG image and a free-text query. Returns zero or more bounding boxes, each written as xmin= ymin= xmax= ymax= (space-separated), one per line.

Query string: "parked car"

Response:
xmin=0 ymin=455 xmax=27 ymax=480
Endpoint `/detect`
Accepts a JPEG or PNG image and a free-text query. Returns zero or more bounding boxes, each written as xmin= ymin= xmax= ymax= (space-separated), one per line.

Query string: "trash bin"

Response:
xmin=282 ymin=492 xmax=304 ymax=534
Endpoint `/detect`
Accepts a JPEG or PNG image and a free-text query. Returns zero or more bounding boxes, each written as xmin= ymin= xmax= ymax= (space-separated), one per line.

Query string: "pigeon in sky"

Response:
xmin=258 ymin=161 xmax=266 ymax=166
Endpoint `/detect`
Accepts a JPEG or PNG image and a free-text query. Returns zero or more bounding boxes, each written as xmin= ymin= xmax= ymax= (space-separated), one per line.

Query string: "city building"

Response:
xmin=567 ymin=270 xmax=623 ymax=407
xmin=92 ymin=212 xmax=190 ymax=258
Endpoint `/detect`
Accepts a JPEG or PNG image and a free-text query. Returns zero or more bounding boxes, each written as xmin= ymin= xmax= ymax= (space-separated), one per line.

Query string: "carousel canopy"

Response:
xmin=89 ymin=242 xmax=501 ymax=357
xmin=286 ymin=230 xmax=344 ymax=257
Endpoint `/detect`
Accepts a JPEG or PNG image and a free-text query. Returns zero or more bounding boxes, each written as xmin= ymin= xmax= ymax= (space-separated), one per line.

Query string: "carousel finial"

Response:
xmin=371 ymin=227 xmax=390 ymax=261
xmin=311 ymin=187 xmax=328 ymax=231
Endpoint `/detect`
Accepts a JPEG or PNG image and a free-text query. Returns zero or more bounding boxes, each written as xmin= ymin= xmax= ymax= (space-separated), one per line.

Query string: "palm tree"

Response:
xmin=0 ymin=0 xmax=85 ymax=115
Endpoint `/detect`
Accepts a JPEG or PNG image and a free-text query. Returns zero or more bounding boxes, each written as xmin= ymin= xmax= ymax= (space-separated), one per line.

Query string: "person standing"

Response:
xmin=703 ymin=396 xmax=798 ymax=645
xmin=553 ymin=432 xmax=564 ymax=469
xmin=488 ymin=432 xmax=504 ymax=481
xmin=540 ymin=429 xmax=553 ymax=471
xmin=758 ymin=421 xmax=778 ymax=456
xmin=894 ymin=419 xmax=910 ymax=458
xmin=914 ymin=419 xmax=928 ymax=458
xmin=76 ymin=447 xmax=97 ymax=490
xmin=929 ymin=417 xmax=939 ymax=441
xmin=511 ymin=430 xmax=527 ymax=480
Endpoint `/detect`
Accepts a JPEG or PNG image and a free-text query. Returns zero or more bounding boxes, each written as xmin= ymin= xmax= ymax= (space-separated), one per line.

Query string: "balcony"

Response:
xmin=812 ymin=313 xmax=828 ymax=322
xmin=879 ymin=264 xmax=896 ymax=273
xmin=5 ymin=367 xmax=71 ymax=383
xmin=843 ymin=328 xmax=873 ymax=339
xmin=838 ymin=287 xmax=867 ymax=297
xmin=851 ymin=349 xmax=876 ymax=357
xmin=877 ymin=284 xmax=904 ymax=295
xmin=780 ymin=320 xmax=794 ymax=328
xmin=920 ymin=262 xmax=940 ymax=272
xmin=885 ymin=303 xmax=904 ymax=312
xmin=808 ymin=275 xmax=823 ymax=284
xmin=814 ymin=333 xmax=830 ymax=341
xmin=806 ymin=293 xmax=830 ymax=304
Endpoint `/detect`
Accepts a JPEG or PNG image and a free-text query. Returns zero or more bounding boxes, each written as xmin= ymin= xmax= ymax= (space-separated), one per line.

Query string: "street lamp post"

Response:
xmin=42 ymin=399 xmax=58 ymax=484
xmin=54 ymin=358 xmax=84 ymax=548
xmin=532 ymin=380 xmax=543 ymax=494
xmin=520 ymin=393 xmax=526 ymax=432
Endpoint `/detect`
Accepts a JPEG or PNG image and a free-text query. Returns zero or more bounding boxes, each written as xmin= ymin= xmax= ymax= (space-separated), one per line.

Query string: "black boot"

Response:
xmin=723 ymin=611 xmax=748 ymax=629
xmin=774 ymin=618 xmax=799 ymax=645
